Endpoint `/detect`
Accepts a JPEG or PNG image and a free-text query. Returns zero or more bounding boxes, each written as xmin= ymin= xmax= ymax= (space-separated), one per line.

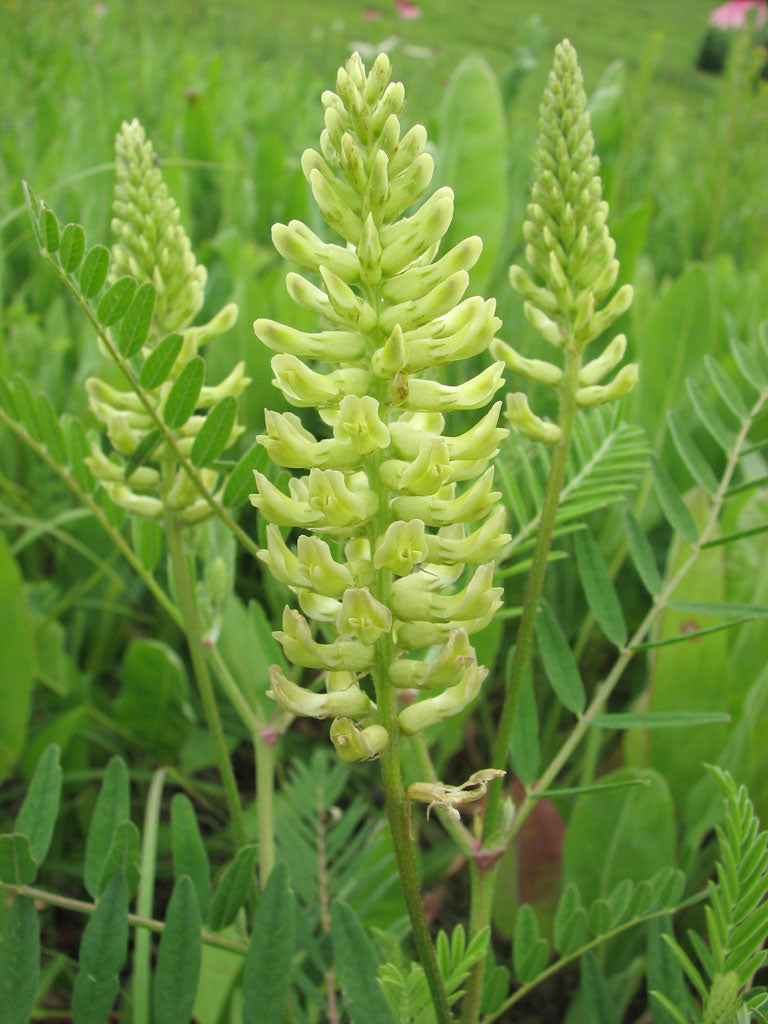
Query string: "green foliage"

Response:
xmin=0 ymin=896 xmax=40 ymax=1024
xmin=243 ymin=863 xmax=296 ymax=1024
xmin=71 ymin=874 xmax=130 ymax=1024
xmin=0 ymin=535 xmax=35 ymax=782
xmin=333 ymin=901 xmax=395 ymax=1024
xmin=153 ymin=876 xmax=203 ymax=1024
xmin=652 ymin=769 xmax=768 ymax=1023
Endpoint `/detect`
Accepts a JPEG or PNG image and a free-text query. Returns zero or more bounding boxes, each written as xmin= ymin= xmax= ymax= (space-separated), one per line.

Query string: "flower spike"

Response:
xmin=253 ymin=51 xmax=510 ymax=761
xmin=492 ymin=39 xmax=638 ymax=443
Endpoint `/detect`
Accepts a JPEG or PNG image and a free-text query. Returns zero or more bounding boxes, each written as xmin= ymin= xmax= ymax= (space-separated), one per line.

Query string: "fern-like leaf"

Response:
xmin=497 ymin=404 xmax=649 ymax=576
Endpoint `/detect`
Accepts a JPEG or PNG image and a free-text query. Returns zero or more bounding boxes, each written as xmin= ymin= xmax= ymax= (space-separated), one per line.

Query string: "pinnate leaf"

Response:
xmin=118 ymin=282 xmax=157 ymax=357
xmin=140 ymin=333 xmax=182 ymax=389
xmin=164 ymin=356 xmax=205 ymax=428
xmin=80 ymin=245 xmax=110 ymax=299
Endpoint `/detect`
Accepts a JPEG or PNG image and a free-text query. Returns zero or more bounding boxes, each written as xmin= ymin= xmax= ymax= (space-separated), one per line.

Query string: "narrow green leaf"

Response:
xmin=139 ymin=333 xmax=183 ymax=389
xmin=97 ymin=276 xmax=137 ymax=327
xmin=331 ymin=901 xmax=395 ymax=1024
xmin=649 ymin=991 xmax=690 ymax=1024
xmin=0 ymin=896 xmax=40 ymax=1024
xmin=593 ymin=711 xmax=730 ymax=729
xmin=513 ymin=904 xmax=540 ymax=981
xmin=164 ymin=356 xmax=205 ymax=429
xmin=0 ymin=834 xmax=37 ymax=886
xmin=22 ymin=181 xmax=44 ymax=247
xmin=665 ymin=600 xmax=768 ymax=617
xmin=11 ymin=375 xmax=43 ymax=442
xmin=207 ymin=845 xmax=257 ymax=932
xmin=35 ymin=393 xmax=67 ymax=463
xmin=702 ymin=522 xmax=768 ymax=548
xmin=15 ymin=744 xmax=62 ymax=865
xmin=580 ymin=951 xmax=619 ymax=1024
xmin=171 ymin=794 xmax=211 ymax=919
xmin=729 ymin=337 xmax=767 ymax=390
xmin=0 ymin=374 xmax=19 ymax=418
xmin=588 ymin=898 xmax=611 ymax=937
xmin=124 ymin=428 xmax=162 ymax=481
xmin=191 ymin=396 xmax=237 ymax=468
xmin=0 ymin=535 xmax=35 ymax=783
xmin=83 ymin=756 xmax=130 ymax=899
xmin=222 ymin=441 xmax=268 ymax=508
xmin=705 ymin=355 xmax=748 ymax=419
xmin=624 ymin=508 xmax=662 ymax=596
xmin=510 ymin=663 xmax=539 ymax=786
xmin=533 ymin=778 xmax=650 ymax=800
xmin=59 ymin=223 xmax=86 ymax=273
xmin=242 ymin=863 xmax=297 ymax=1024
xmin=667 ymin=411 xmax=719 ymax=495
xmin=631 ymin=616 xmax=758 ymax=650
xmin=536 ymin=600 xmax=585 ymax=713
xmin=99 ymin=820 xmax=141 ymax=897
xmin=650 ymin=455 xmax=698 ymax=545
xmin=40 ymin=207 xmax=59 ymax=253
xmin=686 ymin=378 xmax=735 ymax=452
xmin=153 ymin=876 xmax=202 ymax=1024
xmin=72 ymin=874 xmax=129 ymax=1024
xmin=118 ymin=283 xmax=157 ymax=357
xmin=554 ymin=885 xmax=584 ymax=955
xmin=80 ymin=245 xmax=110 ymax=299
xmin=573 ymin=529 xmax=627 ymax=646
xmin=725 ymin=473 xmax=768 ymax=498
xmin=63 ymin=415 xmax=96 ymax=493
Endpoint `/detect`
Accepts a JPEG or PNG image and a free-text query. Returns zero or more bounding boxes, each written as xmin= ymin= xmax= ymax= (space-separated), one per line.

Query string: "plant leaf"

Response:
xmin=331 ymin=901 xmax=395 ymax=1024
xmin=593 ymin=711 xmax=730 ymax=729
xmin=171 ymin=794 xmax=211 ymax=919
xmin=97 ymin=276 xmax=137 ymax=327
xmin=59 ymin=223 xmax=86 ymax=273
xmin=71 ymin=874 xmax=129 ymax=1024
xmin=164 ymin=356 xmax=205 ymax=428
xmin=139 ymin=333 xmax=183 ymax=389
xmin=79 ymin=244 xmax=110 ymax=300
xmin=83 ymin=756 xmax=130 ymax=899
xmin=222 ymin=441 xmax=268 ymax=508
xmin=207 ymin=845 xmax=258 ymax=932
xmin=15 ymin=744 xmax=62 ymax=865
xmin=0 ymin=834 xmax=37 ymax=886
xmin=99 ymin=820 xmax=141 ymax=897
xmin=118 ymin=282 xmax=157 ymax=357
xmin=573 ymin=528 xmax=627 ymax=646
xmin=0 ymin=535 xmax=35 ymax=783
xmin=667 ymin=411 xmax=719 ymax=495
xmin=510 ymin=664 xmax=539 ymax=786
xmin=153 ymin=876 xmax=202 ymax=1024
xmin=651 ymin=454 xmax=698 ymax=545
xmin=536 ymin=600 xmax=585 ymax=713
xmin=40 ymin=207 xmax=59 ymax=253
xmin=624 ymin=507 xmax=662 ymax=596
xmin=191 ymin=396 xmax=237 ymax=468
xmin=0 ymin=896 xmax=40 ymax=1024
xmin=242 ymin=863 xmax=296 ymax=1024
xmin=124 ymin=427 xmax=162 ymax=481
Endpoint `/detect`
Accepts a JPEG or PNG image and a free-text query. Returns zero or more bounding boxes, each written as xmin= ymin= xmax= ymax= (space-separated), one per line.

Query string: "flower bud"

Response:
xmin=330 ymin=718 xmax=389 ymax=761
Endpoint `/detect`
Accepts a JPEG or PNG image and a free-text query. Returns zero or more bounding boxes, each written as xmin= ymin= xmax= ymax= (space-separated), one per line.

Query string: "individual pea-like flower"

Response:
xmin=492 ymin=40 xmax=638 ymax=443
xmin=85 ymin=119 xmax=248 ymax=522
xmin=253 ymin=51 xmax=510 ymax=760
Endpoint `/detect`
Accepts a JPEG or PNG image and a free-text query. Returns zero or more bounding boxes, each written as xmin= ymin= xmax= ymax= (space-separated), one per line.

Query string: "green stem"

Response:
xmin=462 ymin=347 xmax=581 ymax=1024
xmin=0 ymin=881 xmax=248 ymax=956
xmin=366 ymin=382 xmax=453 ymax=1024
xmin=255 ymin=728 xmax=277 ymax=887
xmin=132 ymin=767 xmax=166 ymax=1024
xmin=43 ymin=255 xmax=262 ymax=562
xmin=164 ymin=507 xmax=248 ymax=851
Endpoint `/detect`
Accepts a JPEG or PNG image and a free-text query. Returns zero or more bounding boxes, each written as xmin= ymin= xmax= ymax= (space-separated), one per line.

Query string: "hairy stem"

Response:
xmin=255 ymin=728 xmax=277 ymax=887
xmin=0 ymin=881 xmax=248 ymax=955
xmin=164 ymin=506 xmax=248 ymax=851
xmin=462 ymin=347 xmax=581 ymax=1024
xmin=367 ymin=379 xmax=454 ymax=1024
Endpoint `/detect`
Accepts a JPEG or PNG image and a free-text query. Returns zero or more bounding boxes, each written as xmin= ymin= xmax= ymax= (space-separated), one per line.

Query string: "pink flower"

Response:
xmin=709 ymin=0 xmax=767 ymax=29
xmin=363 ymin=7 xmax=382 ymax=19
xmin=395 ymin=0 xmax=422 ymax=20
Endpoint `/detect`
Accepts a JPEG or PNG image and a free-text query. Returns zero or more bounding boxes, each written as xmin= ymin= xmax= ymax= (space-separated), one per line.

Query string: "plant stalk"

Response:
xmin=462 ymin=346 xmax=581 ymax=1024
xmin=164 ymin=506 xmax=248 ymax=851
